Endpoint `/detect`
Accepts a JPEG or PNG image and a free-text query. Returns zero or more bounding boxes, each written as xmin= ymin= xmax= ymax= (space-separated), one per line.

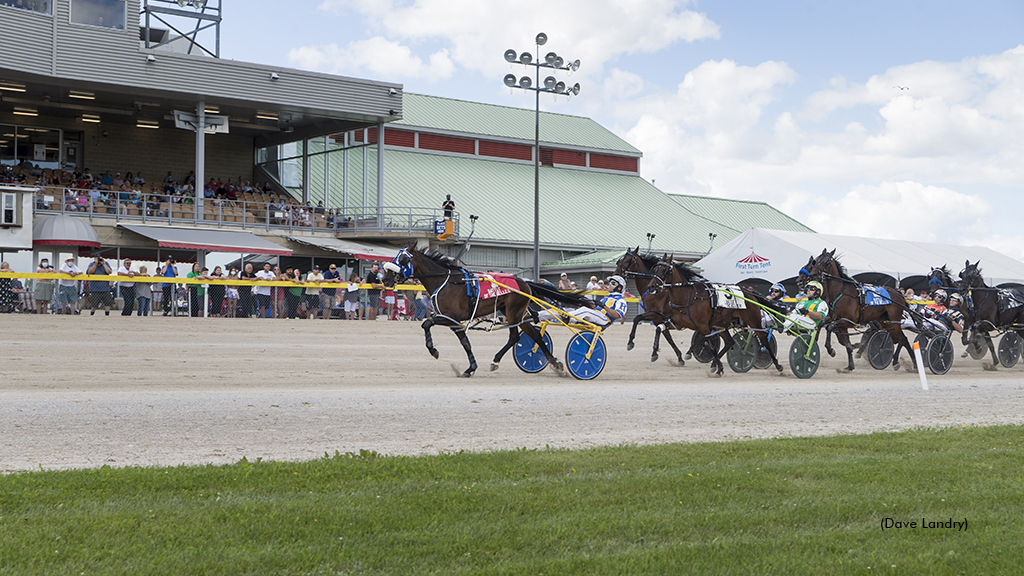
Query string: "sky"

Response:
xmin=216 ymin=1 xmax=1024 ymax=258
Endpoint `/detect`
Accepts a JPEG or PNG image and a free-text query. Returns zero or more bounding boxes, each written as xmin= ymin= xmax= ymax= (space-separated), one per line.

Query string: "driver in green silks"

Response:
xmin=785 ymin=280 xmax=829 ymax=331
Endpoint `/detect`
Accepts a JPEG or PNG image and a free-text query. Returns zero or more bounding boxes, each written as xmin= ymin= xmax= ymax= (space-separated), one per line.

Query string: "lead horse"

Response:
xmin=614 ymin=248 xmax=689 ymax=365
xmin=802 ymin=249 xmax=915 ymax=372
xmin=382 ymin=245 xmax=592 ymax=377
xmin=958 ymin=260 xmax=1024 ymax=368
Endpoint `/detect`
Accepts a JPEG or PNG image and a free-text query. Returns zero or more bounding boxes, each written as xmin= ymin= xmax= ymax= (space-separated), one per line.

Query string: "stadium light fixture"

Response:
xmin=81 ymin=114 xmax=101 ymax=123
xmin=12 ymin=107 xmax=38 ymax=116
xmin=501 ymin=32 xmax=581 ymax=281
xmin=0 ymin=81 xmax=26 ymax=92
xmin=68 ymin=90 xmax=95 ymax=100
xmin=136 ymin=119 xmax=160 ymax=129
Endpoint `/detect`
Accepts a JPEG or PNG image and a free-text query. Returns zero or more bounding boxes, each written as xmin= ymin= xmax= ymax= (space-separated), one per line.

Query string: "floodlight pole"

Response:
xmin=533 ymin=38 xmax=541 ymax=282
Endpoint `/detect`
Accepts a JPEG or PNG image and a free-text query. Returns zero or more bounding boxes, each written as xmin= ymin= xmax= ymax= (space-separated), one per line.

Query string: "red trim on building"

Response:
xmin=478 ymin=140 xmax=532 ymax=161
xmin=383 ymin=129 xmax=414 ymax=147
xmin=590 ymin=153 xmax=638 ymax=172
xmin=33 ymin=238 xmax=101 ymax=248
xmin=155 ymin=241 xmax=291 ymax=255
xmin=419 ymin=133 xmax=475 ymax=155
xmin=551 ymin=148 xmax=586 ymax=167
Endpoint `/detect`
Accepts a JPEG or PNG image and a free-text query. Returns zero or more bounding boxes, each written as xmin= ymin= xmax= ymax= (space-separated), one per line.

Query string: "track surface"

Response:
xmin=2 ymin=315 xmax=1022 ymax=472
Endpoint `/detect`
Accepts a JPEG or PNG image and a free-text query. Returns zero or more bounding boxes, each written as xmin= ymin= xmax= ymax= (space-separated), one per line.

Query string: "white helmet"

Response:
xmin=607 ymin=275 xmax=626 ymax=293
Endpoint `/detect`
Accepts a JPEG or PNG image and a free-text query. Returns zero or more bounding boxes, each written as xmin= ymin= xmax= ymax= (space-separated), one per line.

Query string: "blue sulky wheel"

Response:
xmin=513 ymin=331 xmax=552 ymax=374
xmin=565 ymin=332 xmax=607 ymax=380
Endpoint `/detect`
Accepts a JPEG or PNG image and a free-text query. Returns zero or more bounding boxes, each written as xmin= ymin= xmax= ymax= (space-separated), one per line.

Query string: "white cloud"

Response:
xmin=287 ymin=37 xmax=455 ymax=80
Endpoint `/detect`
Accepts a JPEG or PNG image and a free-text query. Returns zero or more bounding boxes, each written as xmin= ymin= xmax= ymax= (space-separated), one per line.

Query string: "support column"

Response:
xmin=377 ymin=121 xmax=385 ymax=223
xmin=302 ymin=137 xmax=310 ymax=205
xmin=195 ymin=101 xmax=206 ymax=221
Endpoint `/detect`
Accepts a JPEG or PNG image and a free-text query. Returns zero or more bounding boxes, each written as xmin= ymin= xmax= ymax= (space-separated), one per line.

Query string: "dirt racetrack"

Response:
xmin=2 ymin=314 xmax=1023 ymax=472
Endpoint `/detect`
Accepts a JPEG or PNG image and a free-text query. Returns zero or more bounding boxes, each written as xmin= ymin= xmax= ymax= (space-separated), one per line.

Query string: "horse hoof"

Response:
xmin=836 ymin=367 xmax=853 ymax=374
xmin=827 ymin=348 xmax=837 ymax=358
xmin=651 ymin=354 xmax=659 ymax=363
xmin=626 ymin=342 xmax=635 ymax=351
xmin=892 ymin=363 xmax=900 ymax=372
xmin=460 ymin=371 xmax=474 ymax=378
xmin=905 ymin=364 xmax=917 ymax=373
xmin=429 ymin=348 xmax=439 ymax=359
xmin=708 ymin=369 xmax=722 ymax=378
xmin=489 ymin=362 xmax=499 ymax=372
xmin=684 ymin=353 xmax=692 ymax=361
xmin=983 ymin=363 xmax=998 ymax=372
xmin=674 ymin=359 xmax=686 ymax=368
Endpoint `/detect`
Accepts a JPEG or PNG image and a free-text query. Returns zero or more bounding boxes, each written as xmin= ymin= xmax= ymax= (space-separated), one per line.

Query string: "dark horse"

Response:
xmin=381 ymin=245 xmax=592 ymax=377
xmin=614 ymin=248 xmax=689 ymax=365
xmin=957 ymin=260 xmax=1024 ymax=368
xmin=927 ymin=265 xmax=958 ymax=295
xmin=640 ymin=258 xmax=784 ymax=376
xmin=802 ymin=249 xmax=915 ymax=372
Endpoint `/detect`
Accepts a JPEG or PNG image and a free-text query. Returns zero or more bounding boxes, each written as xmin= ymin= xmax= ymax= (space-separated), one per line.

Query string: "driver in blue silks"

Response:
xmin=537 ymin=275 xmax=629 ymax=327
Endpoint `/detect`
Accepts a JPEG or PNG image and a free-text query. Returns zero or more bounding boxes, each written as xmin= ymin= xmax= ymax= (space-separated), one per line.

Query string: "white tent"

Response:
xmin=695 ymin=228 xmax=1024 ymax=288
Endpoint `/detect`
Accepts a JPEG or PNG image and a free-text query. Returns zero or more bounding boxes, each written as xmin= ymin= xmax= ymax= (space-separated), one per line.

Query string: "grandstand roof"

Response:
xmin=670 ymin=194 xmax=814 ymax=234
xmin=395 ymin=93 xmax=641 ymax=156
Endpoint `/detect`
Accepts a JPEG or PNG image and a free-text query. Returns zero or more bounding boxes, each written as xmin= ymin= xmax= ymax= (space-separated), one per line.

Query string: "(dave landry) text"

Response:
xmin=880 ymin=518 xmax=967 ymax=531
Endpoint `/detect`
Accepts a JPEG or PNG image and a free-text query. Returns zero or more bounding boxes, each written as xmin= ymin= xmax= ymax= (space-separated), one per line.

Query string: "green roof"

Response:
xmin=539 ymin=249 xmax=624 ymax=268
xmin=396 ymin=93 xmax=641 ymax=156
xmin=669 ymin=194 xmax=814 ymax=234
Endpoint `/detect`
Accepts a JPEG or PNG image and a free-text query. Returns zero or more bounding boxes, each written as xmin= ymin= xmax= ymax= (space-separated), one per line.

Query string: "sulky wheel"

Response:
xmin=925 ymin=333 xmax=954 ymax=375
xmin=866 ymin=331 xmax=894 ymax=370
xmin=967 ymin=333 xmax=987 ymax=360
xmin=565 ymin=332 xmax=607 ymax=380
xmin=789 ymin=333 xmax=821 ymax=379
xmin=691 ymin=331 xmax=721 ymax=364
xmin=754 ymin=332 xmax=779 ymax=370
xmin=914 ymin=332 xmax=933 ymax=351
xmin=726 ymin=329 xmax=758 ymax=373
xmin=514 ymin=330 xmax=552 ymax=374
xmin=998 ymin=332 xmax=1021 ymax=368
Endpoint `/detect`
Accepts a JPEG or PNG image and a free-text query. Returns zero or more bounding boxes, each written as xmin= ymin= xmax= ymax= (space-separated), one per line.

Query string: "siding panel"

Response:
xmin=590 ymin=153 xmax=637 ymax=172
xmin=479 ymin=140 xmax=531 ymax=161
xmin=419 ymin=133 xmax=475 ymax=155
xmin=0 ymin=8 xmax=54 ymax=73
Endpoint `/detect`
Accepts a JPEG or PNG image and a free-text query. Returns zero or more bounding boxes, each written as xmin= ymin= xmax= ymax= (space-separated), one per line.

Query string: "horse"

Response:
xmin=801 ymin=249 xmax=915 ymax=372
xmin=640 ymin=259 xmax=784 ymax=376
xmin=927 ymin=265 xmax=958 ymax=295
xmin=613 ymin=248 xmax=690 ymax=365
xmin=957 ymin=260 xmax=1024 ymax=368
xmin=381 ymin=245 xmax=592 ymax=377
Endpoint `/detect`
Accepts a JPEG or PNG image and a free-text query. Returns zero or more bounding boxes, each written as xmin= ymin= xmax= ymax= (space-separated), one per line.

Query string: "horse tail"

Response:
xmin=523 ymin=280 xmax=596 ymax=309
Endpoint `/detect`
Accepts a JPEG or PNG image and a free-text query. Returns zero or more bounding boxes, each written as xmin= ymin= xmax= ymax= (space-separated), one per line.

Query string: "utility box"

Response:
xmin=0 ymin=186 xmax=34 ymax=251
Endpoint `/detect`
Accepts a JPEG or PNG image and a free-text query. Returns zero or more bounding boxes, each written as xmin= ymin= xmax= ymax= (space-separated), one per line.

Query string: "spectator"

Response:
xmin=285 ymin=267 xmax=304 ymax=319
xmin=384 ymin=282 xmax=396 ymax=320
xmin=274 ymin=265 xmax=287 ymax=318
xmin=442 ymin=194 xmax=455 ymax=219
xmin=136 ymin=266 xmax=152 ymax=316
xmin=586 ymin=275 xmax=600 ymax=302
xmin=159 ymin=257 xmax=178 ymax=316
xmin=305 ymin=265 xmax=324 ymax=320
xmin=365 ymin=263 xmax=383 ymax=321
xmin=208 ymin=266 xmax=225 ymax=317
xmin=86 ymin=255 xmax=113 ymax=315
xmin=0 ymin=262 xmax=16 ymax=313
xmin=254 ymin=262 xmax=275 ymax=318
xmin=117 ymin=257 xmax=137 ymax=316
xmin=344 ymin=273 xmax=361 ymax=320
xmin=225 ymin=268 xmax=240 ymax=318
xmin=413 ymin=280 xmax=431 ymax=321
xmin=238 ymin=263 xmax=255 ymax=318
xmin=320 ymin=263 xmax=341 ymax=319
xmin=34 ymin=258 xmax=53 ymax=315
xmin=558 ymin=272 xmax=571 ymax=290
xmin=56 ymin=257 xmax=82 ymax=315
xmin=149 ymin=269 xmax=162 ymax=315
xmin=12 ymin=276 xmax=32 ymax=313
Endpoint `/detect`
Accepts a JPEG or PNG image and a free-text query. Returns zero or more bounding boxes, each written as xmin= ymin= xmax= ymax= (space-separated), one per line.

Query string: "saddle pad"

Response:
xmin=998 ymin=289 xmax=1024 ymax=311
xmin=478 ymin=273 xmax=516 ymax=300
xmin=713 ymin=284 xmax=746 ymax=309
xmin=863 ymin=286 xmax=892 ymax=307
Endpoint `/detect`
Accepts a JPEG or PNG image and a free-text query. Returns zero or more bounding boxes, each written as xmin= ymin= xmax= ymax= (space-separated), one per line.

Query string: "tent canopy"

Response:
xmin=287 ymin=236 xmax=399 ymax=262
xmin=119 ymin=224 xmax=291 ymax=256
xmin=33 ymin=215 xmax=101 ymax=248
xmin=695 ymin=228 xmax=1024 ymax=288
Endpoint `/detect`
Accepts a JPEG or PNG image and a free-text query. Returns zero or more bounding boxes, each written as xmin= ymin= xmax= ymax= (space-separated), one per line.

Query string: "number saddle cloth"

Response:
xmin=711 ymin=284 xmax=746 ymax=309
xmin=997 ymin=288 xmax=1024 ymax=313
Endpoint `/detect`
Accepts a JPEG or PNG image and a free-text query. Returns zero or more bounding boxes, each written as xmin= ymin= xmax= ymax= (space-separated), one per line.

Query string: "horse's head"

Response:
xmin=799 ymin=249 xmax=837 ymax=287
xmin=959 ymin=259 xmax=984 ymax=290
xmin=927 ymin=265 xmax=955 ymax=295
xmin=649 ymin=261 xmax=677 ymax=284
xmin=614 ymin=246 xmax=642 ymax=278
xmin=382 ymin=248 xmax=414 ymax=288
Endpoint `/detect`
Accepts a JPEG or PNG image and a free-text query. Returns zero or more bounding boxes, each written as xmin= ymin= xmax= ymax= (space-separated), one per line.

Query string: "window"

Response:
xmin=0 ymin=0 xmax=52 ymax=16
xmin=2 ymin=192 xmax=21 ymax=227
xmin=70 ymin=0 xmax=125 ymax=30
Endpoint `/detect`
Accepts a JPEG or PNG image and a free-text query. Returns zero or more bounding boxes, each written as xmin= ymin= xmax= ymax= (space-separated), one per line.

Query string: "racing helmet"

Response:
xmin=949 ymin=292 xmax=962 ymax=304
xmin=770 ymin=283 xmax=785 ymax=294
xmin=933 ymin=289 xmax=947 ymax=302
xmin=607 ymin=275 xmax=626 ymax=293
xmin=805 ymin=281 xmax=823 ymax=294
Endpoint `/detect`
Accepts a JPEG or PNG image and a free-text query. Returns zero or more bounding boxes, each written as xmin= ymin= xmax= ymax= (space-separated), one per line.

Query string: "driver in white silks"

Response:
xmin=537 ymin=275 xmax=629 ymax=327
xmin=902 ymin=289 xmax=954 ymax=332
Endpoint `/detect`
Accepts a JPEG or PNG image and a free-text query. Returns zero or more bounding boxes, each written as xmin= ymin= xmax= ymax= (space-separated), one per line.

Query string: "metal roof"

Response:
xmin=287 ymin=236 xmax=399 ymax=262
xmin=539 ymin=249 xmax=624 ymax=268
xmin=119 ymin=224 xmax=291 ymax=255
xmin=378 ymin=148 xmax=736 ymax=254
xmin=669 ymin=194 xmax=814 ymax=234
xmin=396 ymin=93 xmax=641 ymax=156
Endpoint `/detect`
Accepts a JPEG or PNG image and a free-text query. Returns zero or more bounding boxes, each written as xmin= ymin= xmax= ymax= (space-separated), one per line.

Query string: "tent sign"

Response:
xmin=736 ymin=249 xmax=771 ymax=276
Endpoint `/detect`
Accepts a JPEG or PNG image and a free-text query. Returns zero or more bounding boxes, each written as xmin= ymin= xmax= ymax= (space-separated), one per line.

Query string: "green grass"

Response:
xmin=2 ymin=426 xmax=1023 ymax=575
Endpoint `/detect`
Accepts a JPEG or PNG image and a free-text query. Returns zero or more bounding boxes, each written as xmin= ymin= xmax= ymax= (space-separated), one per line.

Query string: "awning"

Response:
xmin=287 ymin=236 xmax=399 ymax=261
xmin=119 ymin=224 xmax=292 ymax=255
xmin=33 ymin=215 xmax=101 ymax=248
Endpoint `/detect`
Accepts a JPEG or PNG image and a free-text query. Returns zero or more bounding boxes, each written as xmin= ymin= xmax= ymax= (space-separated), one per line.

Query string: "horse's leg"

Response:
xmin=490 ymin=325 xmax=519 ymax=371
xmin=660 ymin=328 xmax=686 ymax=366
xmin=824 ymin=326 xmax=837 ymax=357
xmin=453 ymin=327 xmax=477 ymax=377
xmin=886 ymin=323 xmax=913 ymax=372
xmin=627 ymin=312 xmax=649 ymax=351
xmin=520 ymin=321 xmax=564 ymax=374
xmin=984 ymin=332 xmax=999 ymax=370
xmin=652 ymin=325 xmax=662 ymax=363
xmin=421 ymin=318 xmax=439 ymax=359
xmin=710 ymin=329 xmax=733 ymax=377
xmin=752 ymin=328 xmax=783 ymax=373
xmin=835 ymin=328 xmax=855 ymax=372
xmin=854 ymin=329 xmax=873 ymax=358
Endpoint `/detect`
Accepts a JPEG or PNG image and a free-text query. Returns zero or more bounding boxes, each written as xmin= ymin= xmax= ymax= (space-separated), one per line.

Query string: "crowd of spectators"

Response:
xmin=0 ymin=256 xmax=431 ymax=320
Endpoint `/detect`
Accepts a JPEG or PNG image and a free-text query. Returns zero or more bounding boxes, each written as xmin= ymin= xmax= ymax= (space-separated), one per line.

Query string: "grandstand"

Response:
xmin=1 ymin=0 xmax=812 ymax=282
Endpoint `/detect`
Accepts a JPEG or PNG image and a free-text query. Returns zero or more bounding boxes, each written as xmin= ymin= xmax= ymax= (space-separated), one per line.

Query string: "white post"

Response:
xmin=195 ymin=100 xmax=206 ymax=221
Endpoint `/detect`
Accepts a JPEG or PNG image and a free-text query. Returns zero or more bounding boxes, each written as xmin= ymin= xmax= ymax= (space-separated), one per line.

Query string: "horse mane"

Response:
xmin=671 ymin=260 xmax=704 ymax=282
xmin=418 ymin=248 xmax=464 ymax=272
xmin=636 ymin=252 xmax=661 ymax=269
xmin=825 ymin=253 xmax=855 ymax=282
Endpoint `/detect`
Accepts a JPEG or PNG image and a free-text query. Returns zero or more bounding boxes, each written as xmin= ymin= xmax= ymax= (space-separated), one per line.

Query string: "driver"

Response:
xmin=902 ymin=289 xmax=953 ymax=332
xmin=783 ymin=280 xmax=829 ymax=331
xmin=537 ymin=275 xmax=629 ymax=327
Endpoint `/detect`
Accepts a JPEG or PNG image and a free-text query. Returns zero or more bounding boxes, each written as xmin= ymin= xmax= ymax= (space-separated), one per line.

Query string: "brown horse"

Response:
xmin=381 ymin=245 xmax=590 ymax=377
xmin=640 ymin=259 xmax=784 ymax=376
xmin=802 ymin=249 xmax=915 ymax=372
xmin=614 ymin=248 xmax=689 ymax=365
xmin=958 ymin=260 xmax=1024 ymax=368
